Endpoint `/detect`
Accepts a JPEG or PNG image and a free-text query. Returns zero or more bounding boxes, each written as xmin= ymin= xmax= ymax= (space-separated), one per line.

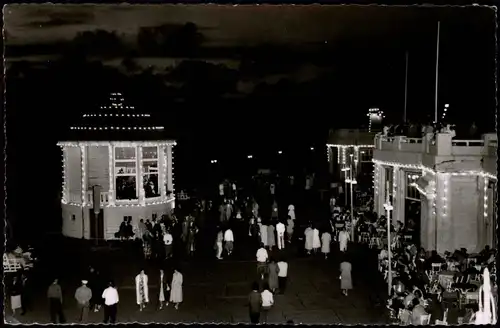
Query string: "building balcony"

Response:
xmin=375 ymin=133 xmax=497 ymax=158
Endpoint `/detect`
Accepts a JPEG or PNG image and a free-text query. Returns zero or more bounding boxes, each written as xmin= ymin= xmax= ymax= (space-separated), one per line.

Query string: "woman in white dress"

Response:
xmin=260 ymin=221 xmax=268 ymax=247
xmin=340 ymin=256 xmax=353 ymax=296
xmin=169 ymin=269 xmax=183 ymax=310
xmin=312 ymin=227 xmax=321 ymax=254
xmin=321 ymin=231 xmax=332 ymax=259
xmin=135 ymin=270 xmax=149 ymax=311
xmin=304 ymin=226 xmax=314 ymax=255
xmin=158 ymin=269 xmax=170 ymax=310
xmin=287 ymin=205 xmax=295 ymax=221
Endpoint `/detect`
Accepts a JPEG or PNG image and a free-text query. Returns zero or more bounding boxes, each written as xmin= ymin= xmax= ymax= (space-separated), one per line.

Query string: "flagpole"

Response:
xmin=434 ymin=21 xmax=441 ymax=123
xmin=404 ymin=51 xmax=409 ymax=122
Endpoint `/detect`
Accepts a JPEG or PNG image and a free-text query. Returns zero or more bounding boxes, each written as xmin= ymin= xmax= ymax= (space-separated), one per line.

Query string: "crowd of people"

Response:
xmin=378 ymin=238 xmax=497 ymax=324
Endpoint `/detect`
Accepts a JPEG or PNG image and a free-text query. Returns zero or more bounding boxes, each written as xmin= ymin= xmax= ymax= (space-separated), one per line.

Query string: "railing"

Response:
xmin=85 ymin=191 xmax=110 ymax=205
xmin=452 ymin=140 xmax=485 ymax=147
xmin=400 ymin=137 xmax=423 ymax=144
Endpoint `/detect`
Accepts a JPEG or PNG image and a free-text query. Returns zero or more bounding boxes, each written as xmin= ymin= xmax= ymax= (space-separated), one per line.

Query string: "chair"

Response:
xmin=431 ymin=263 xmax=443 ymax=273
xmin=420 ymin=314 xmax=431 ymax=325
xmin=465 ymin=291 xmax=479 ymax=304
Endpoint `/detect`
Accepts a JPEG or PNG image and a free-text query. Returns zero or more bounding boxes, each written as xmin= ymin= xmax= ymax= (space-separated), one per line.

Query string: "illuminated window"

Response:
xmin=142 ymin=146 xmax=160 ymax=198
xmin=115 ymin=147 xmax=137 ymax=200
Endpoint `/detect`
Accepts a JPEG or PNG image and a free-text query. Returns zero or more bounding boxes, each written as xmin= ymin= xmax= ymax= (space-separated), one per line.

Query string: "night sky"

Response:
xmin=4 ymin=4 xmax=497 ymax=236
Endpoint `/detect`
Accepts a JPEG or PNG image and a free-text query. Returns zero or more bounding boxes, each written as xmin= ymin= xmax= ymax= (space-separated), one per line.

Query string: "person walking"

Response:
xmin=286 ymin=215 xmax=294 ymax=243
xmin=277 ymin=258 xmax=288 ymax=294
xmin=340 ymin=256 xmax=353 ymax=296
xmin=304 ymin=226 xmax=313 ymax=255
xmin=224 ymin=227 xmax=234 ymax=256
xmin=321 ymin=231 xmax=332 ymax=259
xmin=102 ymin=281 xmax=119 ymax=323
xmin=20 ymin=272 xmax=30 ymax=315
xmin=74 ymin=280 xmax=92 ymax=322
xmin=260 ymin=220 xmax=268 ymax=248
xmin=267 ymin=223 xmax=276 ymax=251
xmin=287 ymin=205 xmax=295 ymax=221
xmin=256 ymin=243 xmax=269 ymax=278
xmin=276 ymin=220 xmax=285 ymax=249
xmin=312 ymin=227 xmax=321 ymax=254
xmin=135 ymin=270 xmax=149 ymax=311
xmin=260 ymin=284 xmax=274 ymax=324
xmin=248 ymin=282 xmax=262 ymax=324
xmin=267 ymin=257 xmax=280 ymax=293
xmin=215 ymin=229 xmax=224 ymax=259
xmin=169 ymin=268 xmax=183 ymax=310
xmin=9 ymin=276 xmax=23 ymax=317
xmin=163 ymin=229 xmax=173 ymax=259
xmin=47 ymin=278 xmax=65 ymax=323
xmin=158 ymin=269 xmax=170 ymax=310
xmin=339 ymin=227 xmax=350 ymax=253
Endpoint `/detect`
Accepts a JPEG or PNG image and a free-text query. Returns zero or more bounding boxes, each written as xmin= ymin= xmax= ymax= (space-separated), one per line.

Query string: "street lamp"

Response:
xmin=349 ymin=178 xmax=357 ymax=240
xmin=384 ymin=198 xmax=394 ymax=296
xmin=341 ymin=167 xmax=350 ymax=205
xmin=247 ymin=155 xmax=253 ymax=159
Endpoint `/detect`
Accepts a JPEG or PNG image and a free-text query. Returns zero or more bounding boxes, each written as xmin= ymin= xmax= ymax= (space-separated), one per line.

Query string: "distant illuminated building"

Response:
xmin=367 ymin=108 xmax=384 ymax=133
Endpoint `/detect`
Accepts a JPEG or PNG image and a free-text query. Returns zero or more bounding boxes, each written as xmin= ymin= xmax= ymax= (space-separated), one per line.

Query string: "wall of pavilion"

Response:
xmin=373 ymin=132 xmax=497 ymax=253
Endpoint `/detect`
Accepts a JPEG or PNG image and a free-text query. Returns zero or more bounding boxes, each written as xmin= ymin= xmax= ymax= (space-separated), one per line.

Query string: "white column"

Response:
xmin=377 ymin=165 xmax=386 ymax=215
xmin=138 ymin=146 xmax=145 ymax=206
xmin=80 ymin=145 xmax=87 ymax=206
xmin=392 ymin=166 xmax=399 ymax=225
xmin=108 ymin=144 xmax=115 ymax=206
xmin=160 ymin=146 xmax=167 ymax=201
xmin=166 ymin=145 xmax=174 ymax=193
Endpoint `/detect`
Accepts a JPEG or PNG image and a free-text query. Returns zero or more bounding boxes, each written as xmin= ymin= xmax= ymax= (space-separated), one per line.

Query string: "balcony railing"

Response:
xmin=86 ymin=191 xmax=110 ymax=205
xmin=375 ymin=133 xmax=496 ymax=157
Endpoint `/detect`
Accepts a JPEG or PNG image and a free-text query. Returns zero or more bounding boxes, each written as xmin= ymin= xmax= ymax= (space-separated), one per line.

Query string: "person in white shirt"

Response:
xmin=277 ymin=259 xmax=288 ymax=294
xmin=286 ymin=215 xmax=294 ymax=243
xmin=163 ymin=230 xmax=173 ymax=259
xmin=270 ymin=183 xmax=275 ymax=195
xmin=256 ymin=244 xmax=268 ymax=278
xmin=260 ymin=222 xmax=268 ymax=248
xmin=312 ymin=227 xmax=321 ymax=254
xmin=276 ymin=221 xmax=286 ymax=250
xmin=224 ymin=228 xmax=234 ymax=256
xmin=260 ymin=285 xmax=274 ymax=323
xmin=102 ymin=281 xmax=119 ymax=324
xmin=219 ymin=183 xmax=224 ymax=196
xmin=215 ymin=230 xmax=223 ymax=259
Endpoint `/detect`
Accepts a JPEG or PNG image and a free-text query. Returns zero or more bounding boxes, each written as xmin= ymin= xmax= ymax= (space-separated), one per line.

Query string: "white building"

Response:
xmin=373 ymin=132 xmax=497 ymax=253
xmin=57 ymin=93 xmax=176 ymax=240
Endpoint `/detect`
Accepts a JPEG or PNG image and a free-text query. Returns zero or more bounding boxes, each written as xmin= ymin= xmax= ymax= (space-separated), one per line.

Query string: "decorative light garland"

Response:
xmin=326 ymin=145 xmax=330 ymax=162
xmin=70 ymin=126 xmax=164 ymax=131
xmin=372 ymin=159 xmax=496 ymax=180
xmin=442 ymin=174 xmax=449 ymax=218
xmin=80 ymin=145 xmax=87 ymax=206
xmin=58 ymin=141 xmax=176 ymax=148
xmin=138 ymin=146 xmax=146 ymax=206
xmin=354 ymin=146 xmax=359 ymax=163
xmin=83 ymin=113 xmax=150 ymax=117
xmin=163 ymin=146 xmax=168 ymax=200
xmin=61 ymin=146 xmax=67 ymax=203
xmin=108 ymin=145 xmax=115 ymax=206
xmin=374 ymin=164 xmax=379 ymax=195
xmin=327 ymin=144 xmax=375 ymax=148
xmin=484 ymin=177 xmax=489 ymax=218
xmin=342 ymin=147 xmax=346 ymax=165
xmin=63 ymin=197 xmax=176 ymax=208
xmin=171 ymin=145 xmax=175 ymax=194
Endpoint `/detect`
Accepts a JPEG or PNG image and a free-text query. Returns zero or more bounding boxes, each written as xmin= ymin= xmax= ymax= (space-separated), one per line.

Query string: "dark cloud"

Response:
xmin=23 ymin=10 xmax=94 ymax=28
